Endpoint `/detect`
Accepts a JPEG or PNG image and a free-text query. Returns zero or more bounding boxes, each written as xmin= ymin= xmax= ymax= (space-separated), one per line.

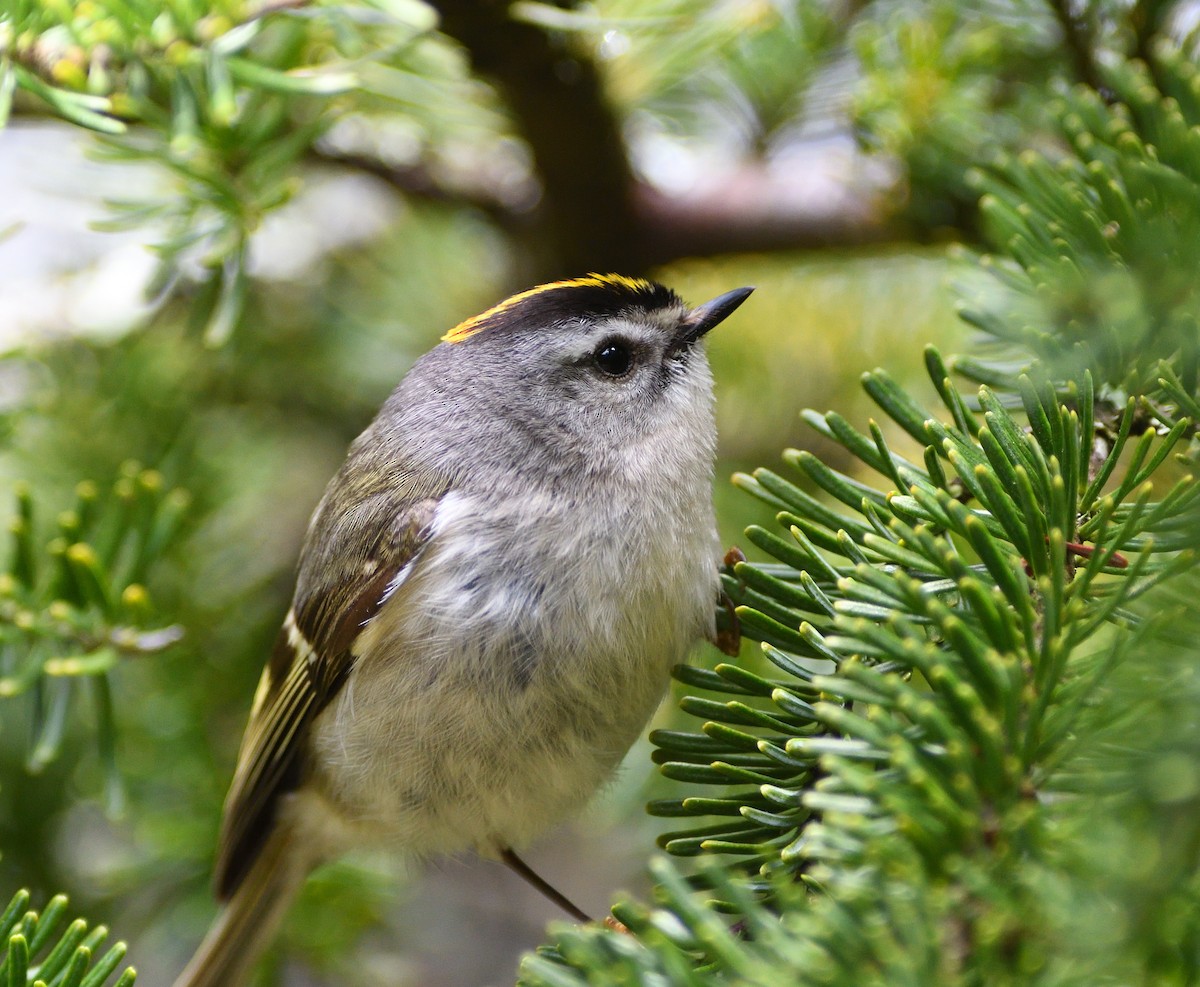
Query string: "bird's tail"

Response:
xmin=172 ymin=827 xmax=310 ymax=987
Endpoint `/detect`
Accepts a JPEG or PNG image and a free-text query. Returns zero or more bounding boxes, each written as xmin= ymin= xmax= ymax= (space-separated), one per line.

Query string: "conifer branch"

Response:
xmin=0 ymin=889 xmax=136 ymax=986
xmin=2 ymin=468 xmax=187 ymax=805
xmin=525 ymin=39 xmax=1200 ymax=987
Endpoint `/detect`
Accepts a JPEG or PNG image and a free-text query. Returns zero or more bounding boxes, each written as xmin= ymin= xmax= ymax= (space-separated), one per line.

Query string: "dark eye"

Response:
xmin=593 ymin=339 xmax=633 ymax=377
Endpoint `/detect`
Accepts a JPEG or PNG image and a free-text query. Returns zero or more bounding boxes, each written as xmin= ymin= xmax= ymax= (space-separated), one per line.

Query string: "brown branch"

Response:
xmin=312 ymin=146 xmax=901 ymax=267
xmin=423 ymin=0 xmax=914 ymax=280
xmin=1130 ymin=0 xmax=1166 ymax=67
xmin=23 ymin=0 xmax=901 ymax=276
xmin=307 ymin=146 xmax=520 ymax=227
xmin=423 ymin=1 xmax=904 ymax=277
xmin=634 ymin=165 xmax=897 ymax=266
xmin=1046 ymin=0 xmax=1106 ymax=93
xmin=430 ymin=0 xmax=642 ymax=280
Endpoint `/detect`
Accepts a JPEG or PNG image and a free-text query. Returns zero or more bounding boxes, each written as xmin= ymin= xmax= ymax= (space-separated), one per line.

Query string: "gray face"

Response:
xmin=485 ymin=304 xmax=707 ymax=439
xmin=364 ymin=303 xmax=712 ymax=492
xmin=361 ymin=285 xmax=751 ymax=495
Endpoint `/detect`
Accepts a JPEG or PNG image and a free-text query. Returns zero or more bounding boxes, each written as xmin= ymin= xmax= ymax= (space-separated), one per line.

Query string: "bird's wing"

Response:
xmin=213 ymin=470 xmax=445 ymax=899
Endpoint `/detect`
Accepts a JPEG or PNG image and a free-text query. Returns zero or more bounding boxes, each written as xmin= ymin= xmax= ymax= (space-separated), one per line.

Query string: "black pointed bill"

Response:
xmin=672 ymin=286 xmax=754 ymax=352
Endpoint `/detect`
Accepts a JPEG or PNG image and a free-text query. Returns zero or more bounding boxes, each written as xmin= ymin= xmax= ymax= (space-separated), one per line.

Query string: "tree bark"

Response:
xmin=432 ymin=0 xmax=644 ymax=279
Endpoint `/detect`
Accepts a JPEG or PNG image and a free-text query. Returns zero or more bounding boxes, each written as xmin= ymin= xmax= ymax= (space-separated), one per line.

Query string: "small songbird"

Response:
xmin=173 ymin=274 xmax=752 ymax=987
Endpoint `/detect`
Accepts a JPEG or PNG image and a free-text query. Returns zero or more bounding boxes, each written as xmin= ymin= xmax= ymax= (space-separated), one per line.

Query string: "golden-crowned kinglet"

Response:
xmin=173 ymin=274 xmax=753 ymax=987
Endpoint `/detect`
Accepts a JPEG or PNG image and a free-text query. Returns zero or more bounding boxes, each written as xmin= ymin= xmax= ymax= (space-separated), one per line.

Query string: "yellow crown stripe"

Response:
xmin=442 ymin=273 xmax=655 ymax=343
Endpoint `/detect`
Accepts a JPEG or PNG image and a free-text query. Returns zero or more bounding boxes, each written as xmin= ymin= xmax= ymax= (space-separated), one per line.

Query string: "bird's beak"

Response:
xmin=672 ymin=286 xmax=754 ymax=351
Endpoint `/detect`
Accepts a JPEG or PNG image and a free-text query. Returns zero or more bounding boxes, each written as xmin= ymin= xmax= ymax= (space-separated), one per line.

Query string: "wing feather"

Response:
xmin=213 ymin=486 xmax=442 ymax=898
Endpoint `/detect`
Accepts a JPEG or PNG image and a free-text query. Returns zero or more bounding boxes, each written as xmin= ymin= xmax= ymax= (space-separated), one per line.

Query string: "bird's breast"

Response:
xmin=305 ymin=481 xmax=719 ymax=855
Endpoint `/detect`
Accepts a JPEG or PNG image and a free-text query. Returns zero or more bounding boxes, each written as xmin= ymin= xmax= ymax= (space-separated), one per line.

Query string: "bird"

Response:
xmin=173 ymin=273 xmax=752 ymax=987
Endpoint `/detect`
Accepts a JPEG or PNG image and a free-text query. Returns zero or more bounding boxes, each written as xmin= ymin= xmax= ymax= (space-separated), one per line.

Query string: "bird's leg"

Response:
xmin=500 ymin=847 xmax=592 ymax=922
xmin=712 ymin=546 xmax=745 ymax=656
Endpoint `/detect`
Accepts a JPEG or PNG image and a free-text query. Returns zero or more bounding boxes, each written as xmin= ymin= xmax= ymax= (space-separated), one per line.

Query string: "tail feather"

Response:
xmin=173 ymin=828 xmax=309 ymax=987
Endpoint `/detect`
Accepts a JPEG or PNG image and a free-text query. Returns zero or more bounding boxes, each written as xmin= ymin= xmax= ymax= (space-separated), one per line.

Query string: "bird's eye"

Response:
xmin=592 ymin=339 xmax=633 ymax=377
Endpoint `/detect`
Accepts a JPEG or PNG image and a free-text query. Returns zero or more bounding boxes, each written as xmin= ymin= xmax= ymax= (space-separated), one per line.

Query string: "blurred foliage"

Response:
xmin=528 ymin=0 xmax=851 ymax=156
xmin=852 ymin=0 xmax=1064 ymax=231
xmin=1 ymin=0 xmax=503 ymax=342
xmin=3 ymin=0 xmax=1200 ymax=986
xmin=0 ymin=889 xmax=136 ymax=986
xmin=1 ymin=470 xmax=186 ymax=810
xmin=851 ymin=0 xmax=1200 ymax=231
xmin=962 ymin=50 xmax=1200 ymax=396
